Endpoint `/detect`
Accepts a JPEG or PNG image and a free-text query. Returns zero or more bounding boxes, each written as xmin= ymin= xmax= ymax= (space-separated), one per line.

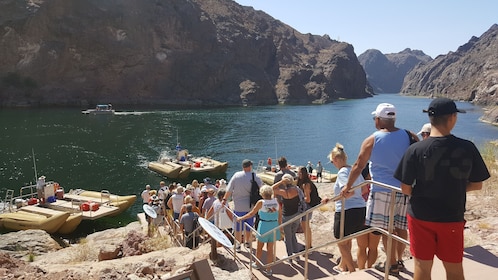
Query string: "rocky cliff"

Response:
xmin=358 ymin=48 xmax=432 ymax=93
xmin=0 ymin=0 xmax=373 ymax=108
xmin=401 ymin=24 xmax=498 ymax=106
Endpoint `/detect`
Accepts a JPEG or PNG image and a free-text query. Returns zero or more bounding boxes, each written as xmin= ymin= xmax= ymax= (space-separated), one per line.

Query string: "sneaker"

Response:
xmin=263 ymin=269 xmax=272 ymax=276
xmin=251 ymin=263 xmax=259 ymax=269
xmin=235 ymin=245 xmax=241 ymax=252
xmin=245 ymin=242 xmax=251 ymax=248
xmin=374 ymin=262 xmax=399 ymax=276
xmin=397 ymin=260 xmax=405 ymax=271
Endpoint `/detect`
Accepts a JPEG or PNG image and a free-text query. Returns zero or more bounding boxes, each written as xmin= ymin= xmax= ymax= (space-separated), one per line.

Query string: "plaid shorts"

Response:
xmin=366 ymin=191 xmax=408 ymax=230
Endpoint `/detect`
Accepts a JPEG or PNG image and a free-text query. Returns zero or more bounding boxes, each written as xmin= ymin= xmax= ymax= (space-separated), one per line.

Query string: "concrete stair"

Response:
xmin=137 ymin=212 xmax=498 ymax=279
xmin=235 ymin=240 xmax=498 ymax=279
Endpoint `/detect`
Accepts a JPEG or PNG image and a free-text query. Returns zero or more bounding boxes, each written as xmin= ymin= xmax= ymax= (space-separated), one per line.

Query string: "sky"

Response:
xmin=234 ymin=0 xmax=497 ymax=58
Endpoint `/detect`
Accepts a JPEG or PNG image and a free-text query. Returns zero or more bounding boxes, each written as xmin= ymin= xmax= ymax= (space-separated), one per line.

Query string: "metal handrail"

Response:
xmin=159 ymin=180 xmax=409 ymax=280
xmin=234 ymin=179 xmax=409 ymax=280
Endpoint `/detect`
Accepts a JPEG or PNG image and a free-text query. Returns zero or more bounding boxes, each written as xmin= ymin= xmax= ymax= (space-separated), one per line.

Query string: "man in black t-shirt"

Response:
xmin=394 ymin=98 xmax=490 ymax=280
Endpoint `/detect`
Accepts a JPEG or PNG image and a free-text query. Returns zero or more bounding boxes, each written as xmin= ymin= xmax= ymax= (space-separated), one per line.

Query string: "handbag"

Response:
xmin=296 ymin=187 xmax=307 ymax=213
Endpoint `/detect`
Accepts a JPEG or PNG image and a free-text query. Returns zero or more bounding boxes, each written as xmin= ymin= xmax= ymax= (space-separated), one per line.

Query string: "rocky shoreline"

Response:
xmin=0 ymin=182 xmax=497 ymax=280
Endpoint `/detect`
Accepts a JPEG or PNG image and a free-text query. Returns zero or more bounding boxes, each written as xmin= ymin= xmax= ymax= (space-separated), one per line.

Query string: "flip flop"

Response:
xmin=375 ymin=262 xmax=400 ymax=276
xmin=333 ymin=266 xmax=349 ymax=275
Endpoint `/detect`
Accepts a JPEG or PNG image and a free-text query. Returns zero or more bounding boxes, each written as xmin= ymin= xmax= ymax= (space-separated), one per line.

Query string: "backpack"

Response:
xmin=191 ymin=213 xmax=200 ymax=233
xmin=404 ymin=129 xmax=418 ymax=145
xmin=250 ymin=172 xmax=262 ymax=207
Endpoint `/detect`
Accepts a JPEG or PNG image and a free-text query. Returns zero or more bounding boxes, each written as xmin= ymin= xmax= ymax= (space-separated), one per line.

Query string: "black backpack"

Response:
xmin=191 ymin=213 xmax=200 ymax=233
xmin=250 ymin=172 xmax=262 ymax=207
xmin=405 ymin=129 xmax=418 ymax=145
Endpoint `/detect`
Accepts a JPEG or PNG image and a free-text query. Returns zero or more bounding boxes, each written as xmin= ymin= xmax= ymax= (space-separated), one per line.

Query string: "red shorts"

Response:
xmin=408 ymin=214 xmax=465 ymax=263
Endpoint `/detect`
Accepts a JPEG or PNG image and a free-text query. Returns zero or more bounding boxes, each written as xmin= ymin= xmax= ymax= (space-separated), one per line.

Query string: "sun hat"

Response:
xmin=371 ymin=103 xmax=396 ymax=119
xmin=423 ymin=98 xmax=466 ymax=116
xmin=417 ymin=123 xmax=431 ymax=135
xmin=219 ymin=179 xmax=227 ymax=188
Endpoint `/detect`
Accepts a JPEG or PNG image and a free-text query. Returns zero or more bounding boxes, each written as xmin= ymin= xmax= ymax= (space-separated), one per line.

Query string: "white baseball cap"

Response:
xmin=372 ymin=103 xmax=396 ymax=119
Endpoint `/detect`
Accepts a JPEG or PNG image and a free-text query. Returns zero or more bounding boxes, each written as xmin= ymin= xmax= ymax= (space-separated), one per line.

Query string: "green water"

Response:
xmin=1 ymin=94 xmax=496 ymax=237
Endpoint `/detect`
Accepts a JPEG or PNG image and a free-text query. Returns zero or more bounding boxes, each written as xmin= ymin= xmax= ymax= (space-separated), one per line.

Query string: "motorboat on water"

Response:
xmin=254 ymin=160 xmax=337 ymax=185
xmin=81 ymin=104 xmax=115 ymax=115
xmin=0 ymin=179 xmax=136 ymax=234
xmin=177 ymin=156 xmax=228 ymax=174
xmin=147 ymin=129 xmax=229 ymax=179
xmin=148 ymin=159 xmax=187 ymax=179
xmin=147 ymin=144 xmax=228 ymax=179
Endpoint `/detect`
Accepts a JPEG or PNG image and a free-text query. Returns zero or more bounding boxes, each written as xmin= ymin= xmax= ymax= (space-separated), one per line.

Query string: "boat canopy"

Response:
xmin=96 ymin=104 xmax=112 ymax=110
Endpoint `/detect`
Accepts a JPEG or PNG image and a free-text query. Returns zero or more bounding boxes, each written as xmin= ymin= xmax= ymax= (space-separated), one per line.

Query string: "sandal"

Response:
xmin=397 ymin=260 xmax=405 ymax=270
xmin=263 ymin=269 xmax=272 ymax=276
xmin=375 ymin=262 xmax=400 ymax=276
xmin=333 ymin=266 xmax=349 ymax=275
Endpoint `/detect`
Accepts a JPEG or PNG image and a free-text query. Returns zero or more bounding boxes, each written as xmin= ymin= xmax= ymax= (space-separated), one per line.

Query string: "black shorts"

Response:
xmin=334 ymin=207 xmax=368 ymax=239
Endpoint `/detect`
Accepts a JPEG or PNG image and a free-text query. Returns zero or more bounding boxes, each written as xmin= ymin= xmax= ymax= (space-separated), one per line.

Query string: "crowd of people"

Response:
xmin=140 ymin=177 xmax=229 ymax=248
xmin=139 ymin=98 xmax=489 ymax=279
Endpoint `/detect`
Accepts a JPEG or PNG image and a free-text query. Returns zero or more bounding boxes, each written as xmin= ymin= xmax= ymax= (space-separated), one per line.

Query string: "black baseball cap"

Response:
xmin=423 ymin=98 xmax=466 ymax=116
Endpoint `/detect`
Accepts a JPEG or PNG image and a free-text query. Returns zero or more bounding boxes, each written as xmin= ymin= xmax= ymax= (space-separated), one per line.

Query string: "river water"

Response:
xmin=1 ymin=94 xmax=497 ymax=236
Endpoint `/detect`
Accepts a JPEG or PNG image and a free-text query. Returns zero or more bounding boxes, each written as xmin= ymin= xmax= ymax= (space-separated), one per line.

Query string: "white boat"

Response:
xmin=82 ymin=104 xmax=115 ymax=115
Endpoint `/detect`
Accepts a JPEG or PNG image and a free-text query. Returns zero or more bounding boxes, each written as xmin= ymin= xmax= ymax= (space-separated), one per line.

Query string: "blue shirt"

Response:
xmin=369 ymin=129 xmax=410 ymax=192
xmin=334 ymin=166 xmax=366 ymax=211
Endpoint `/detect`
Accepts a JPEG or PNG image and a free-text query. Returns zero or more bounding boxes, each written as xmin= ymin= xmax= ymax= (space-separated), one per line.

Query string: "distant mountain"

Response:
xmin=401 ymin=24 xmax=498 ymax=108
xmin=0 ymin=0 xmax=372 ymax=108
xmin=358 ymin=48 xmax=432 ymax=93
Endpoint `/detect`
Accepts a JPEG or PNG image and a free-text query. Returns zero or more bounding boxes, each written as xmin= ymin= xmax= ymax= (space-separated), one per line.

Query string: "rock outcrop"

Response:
xmin=358 ymin=48 xmax=432 ymax=93
xmin=401 ymin=24 xmax=498 ymax=106
xmin=0 ymin=0 xmax=373 ymax=108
